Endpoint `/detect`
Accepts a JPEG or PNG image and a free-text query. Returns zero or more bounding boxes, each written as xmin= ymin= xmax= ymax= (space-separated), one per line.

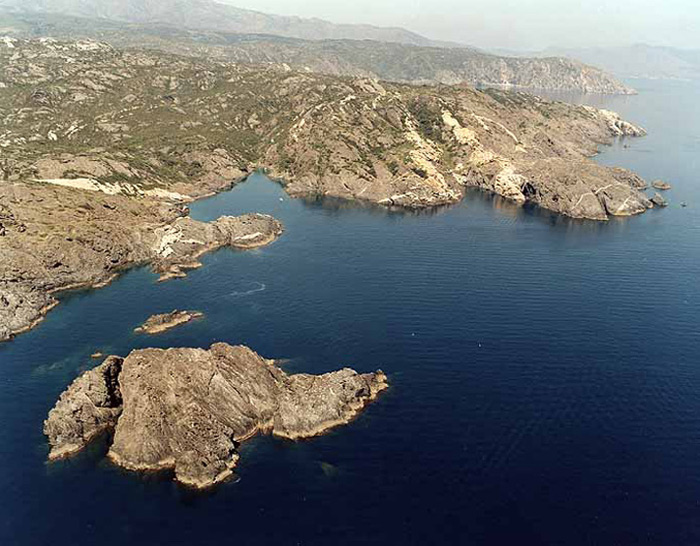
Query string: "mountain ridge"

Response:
xmin=0 ymin=0 xmax=458 ymax=47
xmin=0 ymin=7 xmax=636 ymax=94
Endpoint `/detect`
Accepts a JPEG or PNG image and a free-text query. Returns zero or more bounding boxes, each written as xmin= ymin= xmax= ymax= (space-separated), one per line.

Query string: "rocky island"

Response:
xmin=44 ymin=343 xmax=388 ymax=488
xmin=134 ymin=310 xmax=204 ymax=335
xmin=0 ymin=38 xmax=664 ymax=341
xmin=652 ymin=180 xmax=672 ymax=191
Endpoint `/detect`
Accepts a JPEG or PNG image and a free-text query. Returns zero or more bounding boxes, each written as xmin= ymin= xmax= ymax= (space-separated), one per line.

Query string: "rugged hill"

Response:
xmin=0 ymin=38 xmax=656 ymax=341
xmin=0 ymin=0 xmax=451 ymax=47
xmin=0 ymin=3 xmax=635 ymax=94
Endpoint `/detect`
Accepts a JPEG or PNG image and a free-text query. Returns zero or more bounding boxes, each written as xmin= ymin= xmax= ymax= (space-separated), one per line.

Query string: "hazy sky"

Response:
xmin=221 ymin=0 xmax=699 ymax=50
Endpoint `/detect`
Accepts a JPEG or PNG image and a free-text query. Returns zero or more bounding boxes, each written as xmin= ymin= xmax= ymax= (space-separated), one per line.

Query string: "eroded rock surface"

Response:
xmin=44 ymin=356 xmax=123 ymax=459
xmin=151 ymin=214 xmax=283 ymax=281
xmin=44 ymin=343 xmax=388 ymax=488
xmin=134 ymin=310 xmax=204 ymax=334
xmin=0 ymin=39 xmax=652 ymax=221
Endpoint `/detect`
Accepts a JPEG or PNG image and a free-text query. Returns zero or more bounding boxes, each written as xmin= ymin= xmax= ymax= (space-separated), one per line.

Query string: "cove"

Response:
xmin=1 ymin=78 xmax=700 ymax=545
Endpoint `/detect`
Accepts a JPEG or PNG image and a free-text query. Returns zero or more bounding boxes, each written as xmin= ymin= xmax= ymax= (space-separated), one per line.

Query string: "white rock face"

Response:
xmin=583 ymin=107 xmax=647 ymax=137
xmin=33 ymin=178 xmax=191 ymax=201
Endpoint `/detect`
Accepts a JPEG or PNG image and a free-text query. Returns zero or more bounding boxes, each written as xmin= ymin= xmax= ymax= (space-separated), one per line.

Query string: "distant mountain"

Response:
xmin=542 ymin=45 xmax=700 ymax=81
xmin=0 ymin=9 xmax=636 ymax=95
xmin=0 ymin=0 xmax=457 ymax=47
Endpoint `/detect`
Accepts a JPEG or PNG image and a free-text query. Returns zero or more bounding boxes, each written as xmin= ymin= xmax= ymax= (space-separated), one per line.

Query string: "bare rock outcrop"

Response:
xmin=134 ymin=310 xmax=203 ymax=334
xmin=44 ymin=344 xmax=388 ymax=488
xmin=1 ymin=39 xmax=654 ymax=223
xmin=0 ymin=38 xmax=667 ymax=341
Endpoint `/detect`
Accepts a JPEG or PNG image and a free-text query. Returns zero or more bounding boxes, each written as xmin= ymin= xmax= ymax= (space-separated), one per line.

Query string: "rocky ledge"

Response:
xmin=134 ymin=310 xmax=204 ymax=335
xmin=44 ymin=343 xmax=387 ymax=488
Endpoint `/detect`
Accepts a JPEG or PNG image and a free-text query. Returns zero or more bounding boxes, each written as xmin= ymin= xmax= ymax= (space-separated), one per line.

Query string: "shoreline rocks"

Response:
xmin=134 ymin=310 xmax=204 ymax=335
xmin=44 ymin=343 xmax=388 ymax=489
xmin=44 ymin=355 xmax=124 ymax=460
xmin=650 ymin=192 xmax=669 ymax=207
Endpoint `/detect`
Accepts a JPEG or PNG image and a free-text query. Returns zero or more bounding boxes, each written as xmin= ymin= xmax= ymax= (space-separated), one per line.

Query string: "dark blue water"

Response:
xmin=1 ymin=79 xmax=699 ymax=545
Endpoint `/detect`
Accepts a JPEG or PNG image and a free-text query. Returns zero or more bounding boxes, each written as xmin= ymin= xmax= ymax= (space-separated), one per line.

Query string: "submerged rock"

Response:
xmin=44 ymin=343 xmax=387 ymax=489
xmin=134 ymin=310 xmax=204 ymax=335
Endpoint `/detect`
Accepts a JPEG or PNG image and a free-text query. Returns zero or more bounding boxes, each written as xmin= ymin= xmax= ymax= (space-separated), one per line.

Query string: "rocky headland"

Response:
xmin=0 ymin=38 xmax=664 ymax=340
xmin=44 ymin=343 xmax=388 ymax=488
xmin=134 ymin=310 xmax=204 ymax=334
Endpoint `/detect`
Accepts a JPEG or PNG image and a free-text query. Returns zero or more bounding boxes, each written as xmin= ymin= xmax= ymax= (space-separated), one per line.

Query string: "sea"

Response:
xmin=1 ymin=78 xmax=699 ymax=545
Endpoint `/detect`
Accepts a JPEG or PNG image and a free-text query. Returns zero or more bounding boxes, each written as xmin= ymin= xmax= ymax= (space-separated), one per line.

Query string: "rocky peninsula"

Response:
xmin=0 ymin=38 xmax=665 ymax=340
xmin=134 ymin=310 xmax=204 ymax=335
xmin=0 ymin=179 xmax=283 ymax=342
xmin=44 ymin=343 xmax=388 ymax=488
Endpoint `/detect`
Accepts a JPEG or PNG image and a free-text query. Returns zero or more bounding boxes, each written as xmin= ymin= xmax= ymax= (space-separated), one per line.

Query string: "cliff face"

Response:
xmin=0 ymin=39 xmax=658 ymax=340
xmin=44 ymin=343 xmax=388 ymax=488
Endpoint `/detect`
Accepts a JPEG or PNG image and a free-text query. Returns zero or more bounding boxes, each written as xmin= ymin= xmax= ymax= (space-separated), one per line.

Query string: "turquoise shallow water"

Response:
xmin=1 ymin=79 xmax=699 ymax=545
